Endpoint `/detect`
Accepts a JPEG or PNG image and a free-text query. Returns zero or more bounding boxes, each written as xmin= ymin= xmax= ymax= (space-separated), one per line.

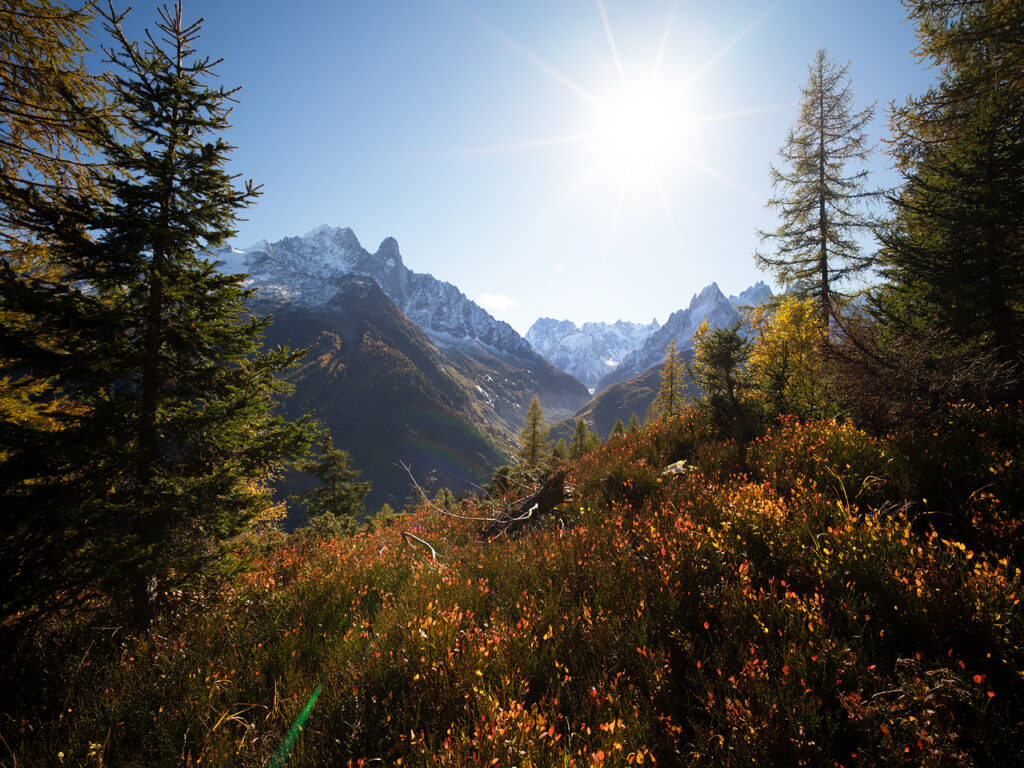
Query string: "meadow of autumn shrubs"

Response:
xmin=3 ymin=407 xmax=1023 ymax=766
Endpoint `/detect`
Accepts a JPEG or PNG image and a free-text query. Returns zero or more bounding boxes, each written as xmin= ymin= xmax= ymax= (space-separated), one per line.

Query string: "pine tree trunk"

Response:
xmin=131 ymin=573 xmax=159 ymax=628
xmin=133 ymin=245 xmax=164 ymax=628
xmin=818 ymin=73 xmax=831 ymax=325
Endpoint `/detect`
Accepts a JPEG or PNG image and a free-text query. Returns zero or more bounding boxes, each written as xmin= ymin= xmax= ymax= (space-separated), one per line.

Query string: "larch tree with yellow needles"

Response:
xmin=748 ymin=296 xmax=832 ymax=420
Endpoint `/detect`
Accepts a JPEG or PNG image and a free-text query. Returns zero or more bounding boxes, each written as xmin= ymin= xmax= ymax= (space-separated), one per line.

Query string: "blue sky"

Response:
xmin=115 ymin=1 xmax=936 ymax=335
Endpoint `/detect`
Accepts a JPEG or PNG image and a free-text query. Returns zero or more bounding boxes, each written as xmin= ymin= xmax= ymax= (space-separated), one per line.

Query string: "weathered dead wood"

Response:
xmin=401 ymin=530 xmax=441 ymax=562
xmin=480 ymin=471 xmax=566 ymax=541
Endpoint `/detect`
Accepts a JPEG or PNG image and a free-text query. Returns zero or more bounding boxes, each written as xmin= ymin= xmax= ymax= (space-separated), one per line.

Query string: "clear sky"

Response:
xmin=113 ymin=0 xmax=936 ymax=335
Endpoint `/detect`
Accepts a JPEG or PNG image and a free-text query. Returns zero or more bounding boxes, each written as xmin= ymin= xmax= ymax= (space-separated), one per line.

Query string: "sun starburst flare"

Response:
xmin=445 ymin=0 xmax=782 ymax=240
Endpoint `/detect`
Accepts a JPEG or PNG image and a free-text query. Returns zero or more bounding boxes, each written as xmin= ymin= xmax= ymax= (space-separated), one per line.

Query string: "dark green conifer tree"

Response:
xmin=365 ymin=502 xmax=397 ymax=533
xmin=552 ymin=438 xmax=569 ymax=460
xmin=295 ymin=434 xmax=371 ymax=523
xmin=690 ymin=322 xmax=759 ymax=446
xmin=878 ymin=0 xmax=1024 ymax=374
xmin=755 ymin=49 xmax=879 ymax=322
xmin=610 ymin=419 xmax=625 ymax=439
xmin=517 ymin=395 xmax=550 ymax=470
xmin=433 ymin=487 xmax=456 ymax=511
xmin=628 ymin=413 xmax=640 ymax=432
xmin=0 ymin=2 xmax=315 ymax=629
xmin=568 ymin=417 xmax=599 ymax=459
xmin=569 ymin=418 xmax=587 ymax=459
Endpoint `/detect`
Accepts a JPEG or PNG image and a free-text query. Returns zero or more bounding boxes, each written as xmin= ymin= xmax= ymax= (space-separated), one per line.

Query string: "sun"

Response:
xmin=591 ymin=83 xmax=688 ymax=172
xmin=448 ymin=1 xmax=779 ymax=235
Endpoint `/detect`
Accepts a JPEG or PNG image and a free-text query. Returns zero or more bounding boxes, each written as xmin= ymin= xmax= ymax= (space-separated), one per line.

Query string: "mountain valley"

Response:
xmin=216 ymin=225 xmax=773 ymax=512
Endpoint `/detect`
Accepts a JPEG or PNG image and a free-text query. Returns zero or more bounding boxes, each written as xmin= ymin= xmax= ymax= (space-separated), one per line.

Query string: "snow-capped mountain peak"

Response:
xmin=695 ymin=282 xmax=721 ymax=300
xmin=303 ymin=223 xmax=341 ymax=239
xmin=241 ymin=238 xmax=271 ymax=253
xmin=216 ymin=224 xmax=538 ymax=363
xmin=525 ymin=316 xmax=660 ymax=389
xmin=590 ymin=281 xmax=774 ymax=392
xmin=730 ymin=280 xmax=773 ymax=307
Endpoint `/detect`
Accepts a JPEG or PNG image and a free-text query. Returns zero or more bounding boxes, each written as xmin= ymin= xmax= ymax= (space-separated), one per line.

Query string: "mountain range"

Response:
xmin=217 ymin=225 xmax=534 ymax=362
xmin=258 ymin=274 xmax=506 ymax=517
xmin=212 ymin=224 xmax=772 ymax=517
xmin=215 ymin=226 xmax=589 ymax=432
xmin=596 ymin=281 xmax=772 ymax=390
xmin=525 ymin=318 xmax=660 ymax=390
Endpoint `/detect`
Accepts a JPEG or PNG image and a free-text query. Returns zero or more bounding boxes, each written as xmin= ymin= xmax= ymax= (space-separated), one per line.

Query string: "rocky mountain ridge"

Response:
xmin=595 ymin=281 xmax=772 ymax=391
xmin=215 ymin=225 xmax=537 ymax=363
xmin=213 ymin=225 xmax=590 ymax=433
xmin=259 ymin=273 xmax=506 ymax=516
xmin=525 ymin=317 xmax=660 ymax=390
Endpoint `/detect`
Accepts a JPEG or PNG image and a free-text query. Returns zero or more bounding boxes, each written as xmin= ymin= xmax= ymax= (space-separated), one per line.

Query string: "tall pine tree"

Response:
xmin=689 ymin=321 xmax=759 ymax=447
xmin=0 ymin=2 xmax=315 ymax=630
xmin=517 ymin=395 xmax=550 ymax=470
xmin=756 ymin=49 xmax=879 ymax=322
xmin=294 ymin=433 xmax=371 ymax=524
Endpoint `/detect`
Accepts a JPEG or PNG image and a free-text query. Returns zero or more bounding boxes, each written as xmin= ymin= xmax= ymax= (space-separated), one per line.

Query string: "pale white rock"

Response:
xmin=729 ymin=280 xmax=773 ymax=308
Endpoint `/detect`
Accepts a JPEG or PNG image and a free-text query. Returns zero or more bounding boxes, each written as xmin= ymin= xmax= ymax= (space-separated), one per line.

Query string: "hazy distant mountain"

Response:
xmin=596 ymin=281 xmax=772 ymax=392
xmin=213 ymin=225 xmax=589 ymax=424
xmin=729 ymin=281 xmax=774 ymax=308
xmin=525 ymin=318 xmax=660 ymax=389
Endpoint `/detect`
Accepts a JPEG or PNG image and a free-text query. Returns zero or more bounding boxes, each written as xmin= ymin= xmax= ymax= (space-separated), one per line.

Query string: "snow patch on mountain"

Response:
xmin=730 ymin=280 xmax=774 ymax=308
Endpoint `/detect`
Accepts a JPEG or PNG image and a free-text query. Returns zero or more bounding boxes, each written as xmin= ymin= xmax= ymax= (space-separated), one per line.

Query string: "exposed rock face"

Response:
xmin=215 ymin=226 xmax=536 ymax=362
xmin=729 ymin=281 xmax=773 ymax=308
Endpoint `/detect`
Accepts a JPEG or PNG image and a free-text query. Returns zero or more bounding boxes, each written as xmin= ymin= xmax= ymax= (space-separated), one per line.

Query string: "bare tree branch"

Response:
xmin=401 ymin=531 xmax=440 ymax=562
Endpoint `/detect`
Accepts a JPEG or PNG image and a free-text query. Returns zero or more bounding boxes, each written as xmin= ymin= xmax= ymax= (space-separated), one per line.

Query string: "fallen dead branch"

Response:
xmin=399 ymin=462 xmax=509 ymax=522
xmin=398 ymin=461 xmax=567 ymax=541
xmin=401 ymin=531 xmax=441 ymax=562
xmin=480 ymin=471 xmax=566 ymax=541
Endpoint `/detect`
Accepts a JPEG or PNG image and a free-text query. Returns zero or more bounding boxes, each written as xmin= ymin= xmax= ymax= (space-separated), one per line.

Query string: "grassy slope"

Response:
xmin=551 ymin=365 xmax=665 ymax=444
xmin=4 ymin=409 xmax=1023 ymax=766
